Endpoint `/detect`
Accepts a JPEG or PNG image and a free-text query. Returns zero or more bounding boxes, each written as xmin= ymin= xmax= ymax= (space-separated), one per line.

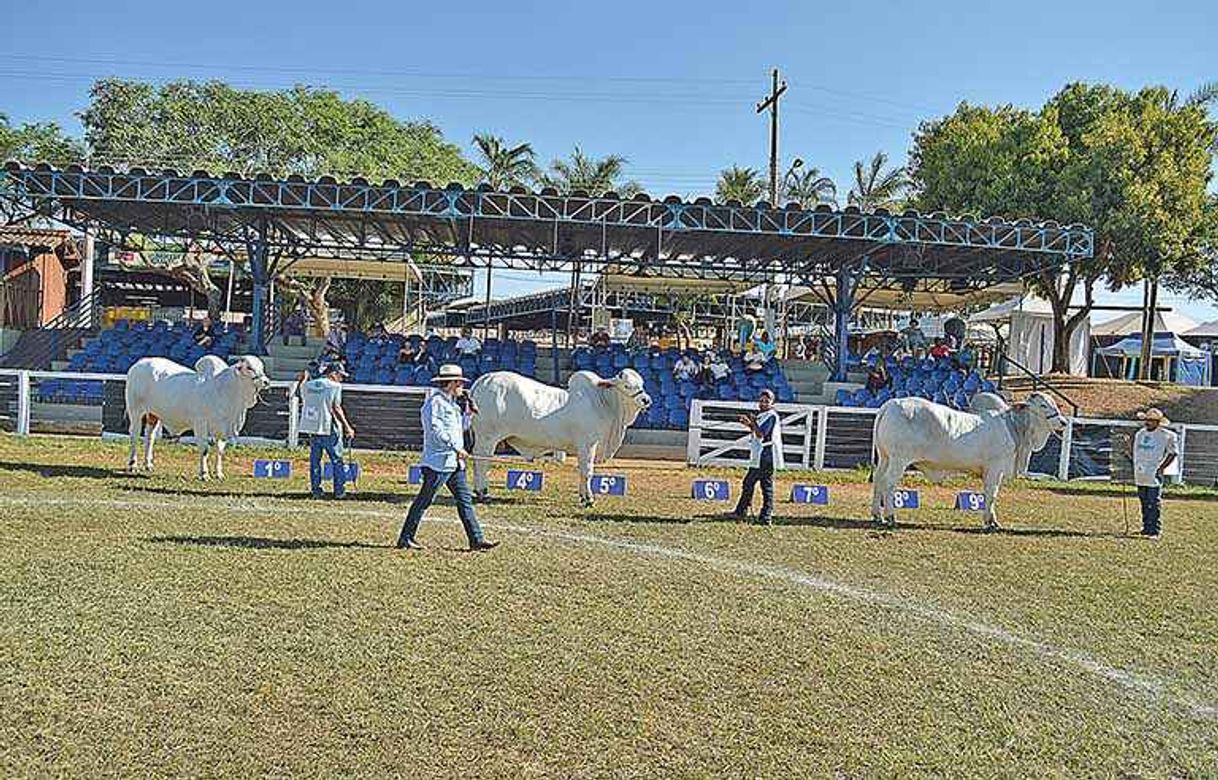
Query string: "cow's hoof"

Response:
xmin=884 ymin=516 xmax=896 ymax=529
xmin=580 ymin=498 xmax=594 ymax=509
xmin=983 ymin=522 xmax=1000 ymax=533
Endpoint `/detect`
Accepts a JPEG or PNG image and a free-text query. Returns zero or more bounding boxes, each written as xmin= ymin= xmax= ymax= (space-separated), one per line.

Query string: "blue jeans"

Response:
xmin=1137 ymin=485 xmax=1162 ymax=535
xmin=398 ymin=466 xmax=485 ymax=546
xmin=309 ymin=433 xmax=346 ymax=497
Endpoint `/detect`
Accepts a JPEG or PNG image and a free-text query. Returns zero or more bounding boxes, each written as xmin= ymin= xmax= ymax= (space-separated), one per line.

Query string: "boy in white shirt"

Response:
xmin=455 ymin=327 xmax=482 ymax=356
xmin=1131 ymin=407 xmax=1177 ymax=538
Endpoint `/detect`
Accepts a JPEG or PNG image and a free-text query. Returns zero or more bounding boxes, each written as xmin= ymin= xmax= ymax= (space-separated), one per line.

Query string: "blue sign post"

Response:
xmin=588 ymin=475 xmax=627 ymax=496
xmin=323 ymin=462 xmax=360 ymax=482
xmin=790 ymin=484 xmax=830 ymax=505
xmin=507 ymin=470 xmax=544 ymax=491
xmin=691 ymin=479 xmax=730 ymax=501
xmin=892 ymin=489 xmax=920 ymax=509
xmin=253 ymin=459 xmax=292 ymax=479
xmin=955 ymin=491 xmax=988 ymax=511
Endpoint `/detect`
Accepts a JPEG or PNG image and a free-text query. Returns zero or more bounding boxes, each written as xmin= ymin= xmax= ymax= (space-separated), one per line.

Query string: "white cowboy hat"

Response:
xmin=431 ymin=364 xmax=468 ymax=384
xmin=1137 ymin=407 xmax=1169 ymax=425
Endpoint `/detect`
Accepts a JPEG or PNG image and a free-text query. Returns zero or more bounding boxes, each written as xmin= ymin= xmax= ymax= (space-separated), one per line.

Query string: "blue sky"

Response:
xmin=2 ymin=0 xmax=1216 ymax=324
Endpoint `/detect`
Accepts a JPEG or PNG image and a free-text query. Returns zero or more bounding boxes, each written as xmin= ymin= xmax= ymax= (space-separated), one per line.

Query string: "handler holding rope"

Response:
xmin=396 ymin=364 xmax=499 ymax=552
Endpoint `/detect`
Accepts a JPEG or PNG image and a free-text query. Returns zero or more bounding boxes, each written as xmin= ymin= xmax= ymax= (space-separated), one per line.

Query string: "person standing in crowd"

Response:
xmin=627 ymin=323 xmax=650 ymax=352
xmin=673 ymin=352 xmax=700 ymax=382
xmin=298 ymin=362 xmax=355 ymax=500
xmin=396 ymin=365 xmax=498 ymax=552
xmin=325 ymin=321 xmax=347 ymax=357
xmin=866 ymin=358 xmax=891 ymax=394
xmin=1131 ymin=407 xmax=1177 ymax=539
xmin=703 ymin=350 xmax=730 ymax=384
xmin=731 ymin=389 xmax=783 ymax=525
xmin=753 ymin=329 xmax=777 ymax=362
xmin=455 ymin=327 xmax=482 ymax=357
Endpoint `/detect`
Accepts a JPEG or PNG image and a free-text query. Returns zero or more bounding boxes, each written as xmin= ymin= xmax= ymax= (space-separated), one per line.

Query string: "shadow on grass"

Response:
xmin=0 ymin=460 xmax=142 ymax=480
xmin=146 ymin=534 xmax=391 ymax=551
xmin=115 ymin=484 xmax=404 ymax=504
xmin=1044 ymin=485 xmax=1218 ymax=502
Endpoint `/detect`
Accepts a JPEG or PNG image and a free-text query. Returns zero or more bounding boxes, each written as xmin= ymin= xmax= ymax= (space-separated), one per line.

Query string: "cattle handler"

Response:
xmin=396 ymin=364 xmax=499 ymax=552
xmin=298 ymin=362 xmax=355 ymax=499
xmin=1131 ymin=407 xmax=1177 ymax=539
xmin=731 ymin=388 xmax=784 ymax=525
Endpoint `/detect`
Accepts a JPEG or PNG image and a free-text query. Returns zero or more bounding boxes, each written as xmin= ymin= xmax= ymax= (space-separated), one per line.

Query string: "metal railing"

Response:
xmin=993 ymin=350 xmax=1081 ymax=417
xmin=0 ymin=288 xmax=103 ymax=369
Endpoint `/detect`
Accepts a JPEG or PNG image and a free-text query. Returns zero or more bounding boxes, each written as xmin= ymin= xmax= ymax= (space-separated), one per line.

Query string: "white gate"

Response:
xmin=686 ymin=400 xmax=817 ymax=468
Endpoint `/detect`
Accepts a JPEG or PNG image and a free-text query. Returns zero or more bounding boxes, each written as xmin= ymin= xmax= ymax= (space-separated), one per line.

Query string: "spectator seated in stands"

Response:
xmin=193 ymin=315 xmax=220 ymax=349
xmin=673 ymin=353 xmax=700 ymax=383
xmin=324 ymin=322 xmax=348 ymax=359
xmin=627 ymin=324 xmax=650 ymax=352
xmin=397 ymin=341 xmax=418 ymax=366
xmin=368 ymin=322 xmax=390 ymax=345
xmin=455 ymin=327 xmax=482 ymax=357
xmin=743 ymin=345 xmax=766 ymax=373
xmin=866 ymin=359 xmax=891 ymax=394
xmin=929 ymin=337 xmax=952 ymax=360
xmin=703 ymin=350 xmax=730 ymax=384
xmin=413 ymin=339 xmax=436 ymax=372
xmin=281 ymin=304 xmax=308 ymax=347
xmin=791 ymin=338 xmax=806 ymax=360
xmin=753 ymin=330 xmax=777 ymax=362
xmin=590 ymin=329 xmax=610 ymax=349
xmin=902 ymin=321 xmax=928 ymax=357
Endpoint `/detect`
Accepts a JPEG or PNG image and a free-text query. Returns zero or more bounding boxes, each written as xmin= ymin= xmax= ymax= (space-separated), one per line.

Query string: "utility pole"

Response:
xmin=755 ymin=68 xmax=788 ymax=206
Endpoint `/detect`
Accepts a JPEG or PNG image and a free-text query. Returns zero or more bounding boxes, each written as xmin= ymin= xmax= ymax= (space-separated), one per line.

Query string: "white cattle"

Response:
xmin=125 ymin=354 xmax=271 ymax=479
xmin=871 ymin=392 xmax=1066 ymax=529
xmin=469 ymin=369 xmax=652 ymax=506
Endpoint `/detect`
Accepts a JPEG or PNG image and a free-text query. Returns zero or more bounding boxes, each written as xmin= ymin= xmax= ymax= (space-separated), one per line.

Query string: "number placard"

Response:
xmin=253 ymin=459 xmax=292 ymax=479
xmin=691 ymin=479 xmax=730 ymax=501
xmin=507 ymin=470 xmax=544 ymax=491
xmin=955 ymin=491 xmax=987 ymax=511
xmin=791 ymin=484 xmax=830 ymax=505
xmin=407 ymin=465 xmax=424 ymax=485
xmin=589 ymin=475 xmax=627 ymax=496
xmin=892 ymin=489 xmax=920 ymax=509
xmin=323 ymin=462 xmax=360 ymax=482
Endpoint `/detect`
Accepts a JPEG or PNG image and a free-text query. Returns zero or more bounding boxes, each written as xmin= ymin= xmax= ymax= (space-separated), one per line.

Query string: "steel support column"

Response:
xmin=248 ymin=224 xmax=270 ymax=355
xmin=832 ymin=261 xmax=867 ymax=382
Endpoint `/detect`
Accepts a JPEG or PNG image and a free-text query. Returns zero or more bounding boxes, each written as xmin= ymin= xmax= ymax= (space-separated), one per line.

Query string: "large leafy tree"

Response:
xmin=715 ymin=165 xmax=765 ymax=205
xmin=847 ymin=152 xmax=907 ymax=211
xmin=472 ymin=133 xmax=538 ymax=190
xmin=79 ymin=79 xmax=477 ymax=331
xmin=539 ymin=147 xmax=641 ymax=197
xmin=0 ymin=113 xmax=84 ymax=224
xmin=908 ymin=83 xmax=1216 ymax=372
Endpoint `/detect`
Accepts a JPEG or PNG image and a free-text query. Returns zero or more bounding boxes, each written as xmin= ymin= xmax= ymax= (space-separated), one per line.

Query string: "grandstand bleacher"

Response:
xmin=340 ymin=333 xmax=537 ymax=387
xmin=36 ymin=319 xmax=241 ymax=404
xmin=571 ymin=344 xmax=795 ymax=430
xmin=834 ymin=353 xmax=996 ymax=410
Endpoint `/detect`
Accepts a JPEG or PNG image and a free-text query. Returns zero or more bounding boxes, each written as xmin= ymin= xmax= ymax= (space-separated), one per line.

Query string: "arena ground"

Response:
xmin=1 ymin=434 xmax=1216 ymax=777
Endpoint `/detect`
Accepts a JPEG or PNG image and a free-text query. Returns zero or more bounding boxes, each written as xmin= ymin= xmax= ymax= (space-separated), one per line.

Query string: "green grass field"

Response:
xmin=1 ymin=433 xmax=1216 ymax=778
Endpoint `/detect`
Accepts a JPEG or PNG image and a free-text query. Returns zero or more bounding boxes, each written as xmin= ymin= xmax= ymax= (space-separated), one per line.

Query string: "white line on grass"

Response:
xmin=2 ymin=492 xmax=1215 ymax=720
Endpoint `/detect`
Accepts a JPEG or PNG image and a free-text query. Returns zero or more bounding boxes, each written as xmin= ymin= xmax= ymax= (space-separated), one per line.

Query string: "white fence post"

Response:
xmin=288 ymin=393 xmax=300 ymax=448
xmin=686 ymin=400 xmax=703 ymax=465
xmin=1057 ymin=417 xmax=1074 ymax=481
xmin=16 ymin=370 xmax=30 ymax=436
xmin=814 ymin=406 xmax=829 ymax=471
xmin=1174 ymin=426 xmax=1187 ymax=486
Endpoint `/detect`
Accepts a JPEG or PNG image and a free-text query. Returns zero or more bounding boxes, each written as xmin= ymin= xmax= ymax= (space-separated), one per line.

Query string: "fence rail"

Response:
xmin=686 ymin=399 xmax=1218 ymax=486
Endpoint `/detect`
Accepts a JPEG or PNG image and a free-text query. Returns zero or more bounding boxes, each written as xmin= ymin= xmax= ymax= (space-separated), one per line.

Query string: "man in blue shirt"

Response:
xmin=396 ymin=364 xmax=499 ymax=552
xmin=297 ymin=362 xmax=355 ymax=499
xmin=731 ymin=389 xmax=783 ymax=525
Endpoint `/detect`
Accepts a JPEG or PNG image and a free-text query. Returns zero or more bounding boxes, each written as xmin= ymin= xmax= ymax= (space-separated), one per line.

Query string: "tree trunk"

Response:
xmin=308 ymin=277 xmax=331 ymax=337
xmin=1138 ymin=276 xmax=1159 ymax=381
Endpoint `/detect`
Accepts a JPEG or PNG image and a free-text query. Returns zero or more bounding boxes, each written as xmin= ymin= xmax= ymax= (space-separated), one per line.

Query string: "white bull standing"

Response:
xmin=871 ymin=391 xmax=1066 ymax=529
xmin=125 ymin=354 xmax=271 ymax=479
xmin=468 ymin=369 xmax=652 ymax=506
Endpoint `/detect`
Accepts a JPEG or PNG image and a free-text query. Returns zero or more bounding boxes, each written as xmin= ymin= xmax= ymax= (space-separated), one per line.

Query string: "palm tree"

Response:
xmin=539 ymin=147 xmax=641 ymax=196
xmin=783 ymin=162 xmax=838 ymax=208
xmin=715 ymin=165 xmax=765 ymax=205
xmin=471 ymin=133 xmax=538 ymax=190
xmin=847 ymin=152 xmax=908 ymax=211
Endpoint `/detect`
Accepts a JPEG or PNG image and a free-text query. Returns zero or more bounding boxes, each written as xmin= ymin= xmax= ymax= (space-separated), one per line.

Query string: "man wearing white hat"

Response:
xmin=396 ymin=364 xmax=498 ymax=552
xmin=1131 ymin=407 xmax=1177 ymax=538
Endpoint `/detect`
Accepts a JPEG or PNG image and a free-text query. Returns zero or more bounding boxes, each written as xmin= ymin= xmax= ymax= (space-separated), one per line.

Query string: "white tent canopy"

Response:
xmin=1184 ymin=319 xmax=1218 ymax=338
xmin=1091 ymin=310 xmax=1198 ymax=337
